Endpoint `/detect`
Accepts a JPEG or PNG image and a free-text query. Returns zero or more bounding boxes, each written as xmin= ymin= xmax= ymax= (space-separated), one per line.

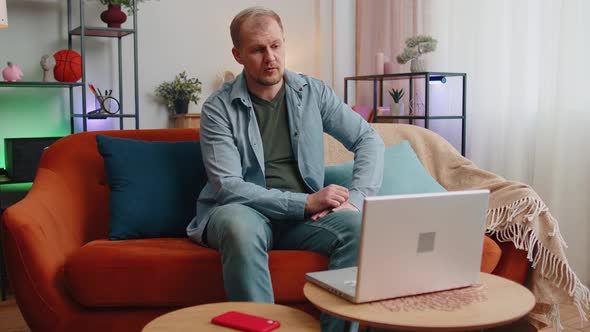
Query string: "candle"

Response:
xmin=375 ymin=52 xmax=384 ymax=75
xmin=384 ymin=61 xmax=394 ymax=74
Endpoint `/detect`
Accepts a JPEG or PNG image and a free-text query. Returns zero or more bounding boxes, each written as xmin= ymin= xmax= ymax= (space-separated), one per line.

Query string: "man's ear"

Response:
xmin=232 ymin=47 xmax=243 ymax=65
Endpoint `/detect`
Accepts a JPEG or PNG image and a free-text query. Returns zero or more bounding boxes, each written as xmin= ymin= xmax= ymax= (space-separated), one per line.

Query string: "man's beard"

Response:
xmin=254 ymin=69 xmax=283 ymax=86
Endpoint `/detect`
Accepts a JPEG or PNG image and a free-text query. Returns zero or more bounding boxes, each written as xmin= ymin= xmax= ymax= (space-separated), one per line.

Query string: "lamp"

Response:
xmin=429 ymin=76 xmax=447 ymax=84
xmin=0 ymin=0 xmax=7 ymax=28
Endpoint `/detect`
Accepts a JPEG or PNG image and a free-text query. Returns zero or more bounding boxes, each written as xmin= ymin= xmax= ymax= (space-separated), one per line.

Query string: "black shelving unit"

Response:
xmin=67 ymin=0 xmax=140 ymax=132
xmin=0 ymin=3 xmax=140 ymax=133
xmin=344 ymin=72 xmax=466 ymax=156
xmin=0 ymin=82 xmax=83 ymax=88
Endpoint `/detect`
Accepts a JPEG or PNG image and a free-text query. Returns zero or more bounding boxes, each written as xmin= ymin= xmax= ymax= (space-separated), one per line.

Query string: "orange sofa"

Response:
xmin=1 ymin=127 xmax=529 ymax=332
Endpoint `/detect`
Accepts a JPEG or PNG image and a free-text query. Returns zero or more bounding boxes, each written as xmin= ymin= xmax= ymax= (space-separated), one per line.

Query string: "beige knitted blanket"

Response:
xmin=324 ymin=123 xmax=589 ymax=330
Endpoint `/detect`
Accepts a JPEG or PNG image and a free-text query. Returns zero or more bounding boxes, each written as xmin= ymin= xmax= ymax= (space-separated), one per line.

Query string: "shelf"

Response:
xmin=70 ymin=26 xmax=134 ymax=38
xmin=345 ymin=72 xmax=465 ymax=81
xmin=72 ymin=114 xmax=137 ymax=119
xmin=2 ymin=0 xmax=140 ymax=134
xmin=344 ymin=71 xmax=467 ymax=156
xmin=375 ymin=115 xmax=465 ymax=120
xmin=67 ymin=0 xmax=140 ymax=131
xmin=0 ymin=175 xmax=32 ymax=185
xmin=0 ymin=81 xmax=83 ymax=88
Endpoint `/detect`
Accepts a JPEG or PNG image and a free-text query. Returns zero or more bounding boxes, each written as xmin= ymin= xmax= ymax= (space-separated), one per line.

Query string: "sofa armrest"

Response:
xmin=2 ymin=167 xmax=109 ymax=331
xmin=490 ymin=238 xmax=530 ymax=284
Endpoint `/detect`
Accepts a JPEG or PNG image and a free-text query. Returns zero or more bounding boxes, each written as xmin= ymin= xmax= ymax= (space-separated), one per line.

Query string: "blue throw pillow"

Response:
xmin=96 ymin=135 xmax=207 ymax=240
xmin=325 ymin=140 xmax=446 ymax=195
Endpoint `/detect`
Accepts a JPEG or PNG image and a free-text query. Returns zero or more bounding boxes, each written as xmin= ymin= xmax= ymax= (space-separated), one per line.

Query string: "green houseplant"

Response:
xmin=388 ymin=88 xmax=405 ymax=103
xmin=155 ymin=71 xmax=202 ymax=114
xmin=396 ymin=35 xmax=438 ymax=72
xmin=388 ymin=88 xmax=405 ymax=115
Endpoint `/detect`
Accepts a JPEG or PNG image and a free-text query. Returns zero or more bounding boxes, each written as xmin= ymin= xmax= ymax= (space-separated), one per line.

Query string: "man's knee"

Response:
xmin=317 ymin=210 xmax=362 ymax=246
xmin=332 ymin=210 xmax=362 ymax=236
xmin=207 ymin=204 xmax=271 ymax=251
xmin=320 ymin=210 xmax=362 ymax=268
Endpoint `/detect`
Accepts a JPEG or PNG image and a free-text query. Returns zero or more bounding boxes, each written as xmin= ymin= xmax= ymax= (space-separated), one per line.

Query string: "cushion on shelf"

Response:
xmin=325 ymin=140 xmax=447 ymax=195
xmin=96 ymin=135 xmax=207 ymax=240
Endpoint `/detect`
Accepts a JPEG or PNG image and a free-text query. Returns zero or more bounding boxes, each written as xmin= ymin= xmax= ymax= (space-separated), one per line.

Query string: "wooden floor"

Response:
xmin=0 ymin=297 xmax=29 ymax=332
xmin=0 ymin=294 xmax=588 ymax=332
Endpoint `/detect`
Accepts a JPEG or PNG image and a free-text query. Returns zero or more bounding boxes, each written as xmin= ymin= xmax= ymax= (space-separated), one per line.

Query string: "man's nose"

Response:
xmin=263 ymin=48 xmax=275 ymax=62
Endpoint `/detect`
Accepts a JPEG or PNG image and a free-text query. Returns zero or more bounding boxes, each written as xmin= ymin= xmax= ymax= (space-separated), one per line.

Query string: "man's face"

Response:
xmin=232 ymin=16 xmax=285 ymax=89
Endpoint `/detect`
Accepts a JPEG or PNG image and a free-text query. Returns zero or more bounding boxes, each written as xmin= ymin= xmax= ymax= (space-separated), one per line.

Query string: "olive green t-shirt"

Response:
xmin=250 ymin=85 xmax=308 ymax=193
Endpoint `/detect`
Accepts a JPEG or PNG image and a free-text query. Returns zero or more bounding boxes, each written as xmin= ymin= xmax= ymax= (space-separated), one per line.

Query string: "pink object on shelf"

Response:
xmin=384 ymin=61 xmax=394 ymax=74
xmin=2 ymin=62 xmax=24 ymax=82
xmin=377 ymin=106 xmax=391 ymax=116
xmin=352 ymin=105 xmax=372 ymax=121
xmin=375 ymin=52 xmax=384 ymax=75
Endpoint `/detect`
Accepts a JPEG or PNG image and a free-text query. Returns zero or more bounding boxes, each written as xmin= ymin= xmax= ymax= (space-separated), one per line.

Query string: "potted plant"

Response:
xmin=396 ymin=35 xmax=437 ymax=72
xmin=96 ymin=0 xmax=149 ymax=27
xmin=155 ymin=71 xmax=202 ymax=114
xmin=388 ymin=88 xmax=405 ymax=115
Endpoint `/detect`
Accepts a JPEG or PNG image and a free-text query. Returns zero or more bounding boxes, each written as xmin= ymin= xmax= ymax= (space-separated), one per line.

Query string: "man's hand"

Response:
xmin=309 ymin=201 xmax=359 ymax=221
xmin=305 ymin=184 xmax=349 ymax=215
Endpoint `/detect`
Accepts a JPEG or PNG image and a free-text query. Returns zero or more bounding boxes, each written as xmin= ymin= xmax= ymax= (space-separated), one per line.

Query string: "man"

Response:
xmin=186 ymin=7 xmax=384 ymax=331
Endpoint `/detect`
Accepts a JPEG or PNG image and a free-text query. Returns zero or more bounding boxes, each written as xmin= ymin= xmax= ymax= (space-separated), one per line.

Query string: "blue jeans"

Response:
xmin=205 ymin=203 xmax=362 ymax=332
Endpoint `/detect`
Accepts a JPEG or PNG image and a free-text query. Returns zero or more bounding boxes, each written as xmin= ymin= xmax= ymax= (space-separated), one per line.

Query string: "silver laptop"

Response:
xmin=306 ymin=189 xmax=489 ymax=303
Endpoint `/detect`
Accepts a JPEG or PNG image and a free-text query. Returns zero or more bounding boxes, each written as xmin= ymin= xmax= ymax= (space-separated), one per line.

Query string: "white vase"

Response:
xmin=390 ymin=102 xmax=405 ymax=115
xmin=410 ymin=58 xmax=426 ymax=72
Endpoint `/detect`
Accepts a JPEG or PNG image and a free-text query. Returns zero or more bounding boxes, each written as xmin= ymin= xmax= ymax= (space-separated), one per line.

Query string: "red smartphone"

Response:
xmin=211 ymin=311 xmax=281 ymax=332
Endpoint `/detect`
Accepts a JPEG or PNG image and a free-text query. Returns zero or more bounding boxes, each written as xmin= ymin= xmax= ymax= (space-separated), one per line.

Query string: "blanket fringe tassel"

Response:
xmin=486 ymin=196 xmax=590 ymax=331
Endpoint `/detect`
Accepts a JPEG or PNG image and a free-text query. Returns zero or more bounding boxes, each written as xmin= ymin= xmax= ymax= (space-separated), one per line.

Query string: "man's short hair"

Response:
xmin=230 ymin=7 xmax=284 ymax=48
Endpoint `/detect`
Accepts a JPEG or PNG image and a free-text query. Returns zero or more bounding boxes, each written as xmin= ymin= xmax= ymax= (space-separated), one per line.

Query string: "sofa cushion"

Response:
xmin=63 ymin=238 xmax=328 ymax=307
xmin=325 ymin=140 xmax=502 ymax=272
xmin=63 ymin=238 xmax=500 ymax=309
xmin=96 ymin=135 xmax=207 ymax=240
xmin=325 ymin=140 xmax=446 ymax=195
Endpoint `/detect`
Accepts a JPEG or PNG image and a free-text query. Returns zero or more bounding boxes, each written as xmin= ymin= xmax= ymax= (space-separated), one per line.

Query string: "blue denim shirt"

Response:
xmin=186 ymin=70 xmax=384 ymax=245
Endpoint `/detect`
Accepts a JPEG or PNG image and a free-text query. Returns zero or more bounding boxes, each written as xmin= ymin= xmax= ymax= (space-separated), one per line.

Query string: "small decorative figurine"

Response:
xmin=2 ymin=62 xmax=24 ymax=82
xmin=40 ymin=54 xmax=56 ymax=82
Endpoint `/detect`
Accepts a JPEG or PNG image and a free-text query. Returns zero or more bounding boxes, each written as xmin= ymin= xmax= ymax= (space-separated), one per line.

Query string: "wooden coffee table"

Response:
xmin=142 ymin=301 xmax=319 ymax=331
xmin=303 ymin=272 xmax=535 ymax=331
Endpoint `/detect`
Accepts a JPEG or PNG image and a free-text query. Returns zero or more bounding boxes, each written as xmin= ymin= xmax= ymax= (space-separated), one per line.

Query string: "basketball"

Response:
xmin=53 ymin=49 xmax=82 ymax=82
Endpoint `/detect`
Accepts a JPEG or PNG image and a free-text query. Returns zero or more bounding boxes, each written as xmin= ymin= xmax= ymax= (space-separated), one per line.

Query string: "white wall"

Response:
xmin=0 ymin=0 xmax=354 ymax=131
xmin=0 ymin=0 xmax=72 ymax=167
xmin=136 ymin=0 xmax=325 ymax=128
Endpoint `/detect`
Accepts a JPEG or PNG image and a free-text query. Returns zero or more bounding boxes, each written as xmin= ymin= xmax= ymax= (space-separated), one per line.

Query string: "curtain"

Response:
xmin=355 ymin=0 xmax=426 ymax=108
xmin=425 ymin=0 xmax=590 ymax=287
xmin=357 ymin=0 xmax=590 ymax=285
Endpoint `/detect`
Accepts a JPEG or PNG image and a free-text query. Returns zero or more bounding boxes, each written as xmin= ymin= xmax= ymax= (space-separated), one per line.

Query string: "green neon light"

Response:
xmin=0 ymin=89 xmax=70 ymax=169
xmin=0 ymin=183 xmax=33 ymax=191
